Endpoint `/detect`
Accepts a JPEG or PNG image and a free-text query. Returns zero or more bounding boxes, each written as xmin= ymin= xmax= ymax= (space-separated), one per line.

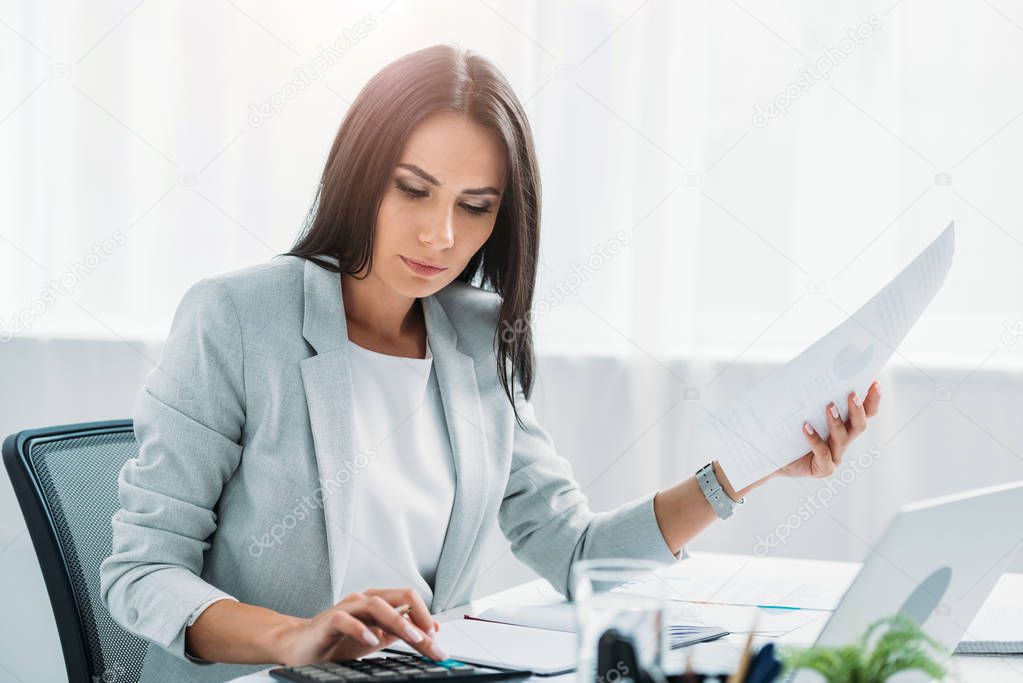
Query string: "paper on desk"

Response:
xmin=471 ymin=603 xmax=728 ymax=648
xmin=473 ymin=602 xmax=816 ymax=639
xmin=386 ymin=618 xmax=575 ymax=675
xmin=710 ymin=222 xmax=955 ymax=490
xmin=616 ymin=554 xmax=860 ymax=610
xmin=470 ymin=603 xmax=576 ymax=632
xmin=666 ymin=603 xmax=828 ymax=637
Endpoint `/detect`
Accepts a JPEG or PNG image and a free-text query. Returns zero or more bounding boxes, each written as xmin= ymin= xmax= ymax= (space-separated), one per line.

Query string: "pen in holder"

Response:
xmin=594 ymin=629 xmax=783 ymax=683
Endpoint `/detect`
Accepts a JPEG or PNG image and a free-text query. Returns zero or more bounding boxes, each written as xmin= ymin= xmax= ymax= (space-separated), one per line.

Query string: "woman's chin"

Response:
xmin=390 ymin=278 xmax=445 ymax=300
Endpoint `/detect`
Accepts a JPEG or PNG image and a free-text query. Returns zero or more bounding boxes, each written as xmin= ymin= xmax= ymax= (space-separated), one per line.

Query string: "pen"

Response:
xmin=726 ymin=616 xmax=758 ymax=683
xmin=395 ymin=603 xmax=441 ymax=635
xmin=744 ymin=642 xmax=779 ymax=683
xmin=681 ymin=655 xmax=697 ymax=683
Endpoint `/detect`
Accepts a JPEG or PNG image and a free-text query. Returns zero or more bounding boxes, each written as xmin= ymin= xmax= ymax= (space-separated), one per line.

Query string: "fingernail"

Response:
xmin=852 ymin=392 xmax=861 ymax=407
xmin=804 ymin=422 xmax=815 ymax=435
xmin=362 ymin=630 xmax=380 ymax=646
xmin=430 ymin=643 xmax=448 ymax=661
xmin=404 ymin=624 xmax=424 ymax=643
xmin=829 ymin=404 xmax=839 ymax=419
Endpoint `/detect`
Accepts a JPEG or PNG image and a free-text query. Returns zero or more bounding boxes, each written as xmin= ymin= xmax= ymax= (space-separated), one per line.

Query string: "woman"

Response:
xmin=100 ymin=45 xmax=881 ymax=682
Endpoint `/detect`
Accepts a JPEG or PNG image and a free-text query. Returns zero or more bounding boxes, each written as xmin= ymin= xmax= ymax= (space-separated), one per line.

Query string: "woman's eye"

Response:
xmin=395 ymin=180 xmax=427 ymax=198
xmin=460 ymin=203 xmax=492 ymax=215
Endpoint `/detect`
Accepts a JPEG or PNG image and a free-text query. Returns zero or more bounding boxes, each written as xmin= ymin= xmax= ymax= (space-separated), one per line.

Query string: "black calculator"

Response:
xmin=268 ymin=653 xmax=532 ymax=683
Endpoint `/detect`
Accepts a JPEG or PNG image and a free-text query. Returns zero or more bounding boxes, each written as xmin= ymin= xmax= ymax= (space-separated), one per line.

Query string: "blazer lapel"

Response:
xmin=421 ymin=295 xmax=489 ymax=613
xmin=298 ymin=258 xmax=358 ymax=606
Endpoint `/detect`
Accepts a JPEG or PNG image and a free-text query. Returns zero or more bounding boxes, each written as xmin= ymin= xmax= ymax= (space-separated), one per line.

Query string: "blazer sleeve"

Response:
xmin=99 ymin=278 xmax=245 ymax=664
xmin=497 ymin=377 xmax=686 ymax=598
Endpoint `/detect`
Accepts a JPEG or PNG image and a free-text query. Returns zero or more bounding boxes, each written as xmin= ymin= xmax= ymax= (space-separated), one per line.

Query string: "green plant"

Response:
xmin=780 ymin=613 xmax=949 ymax=682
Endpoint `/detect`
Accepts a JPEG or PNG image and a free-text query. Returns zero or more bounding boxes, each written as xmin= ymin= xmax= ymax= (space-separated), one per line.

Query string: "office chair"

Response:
xmin=3 ymin=420 xmax=149 ymax=683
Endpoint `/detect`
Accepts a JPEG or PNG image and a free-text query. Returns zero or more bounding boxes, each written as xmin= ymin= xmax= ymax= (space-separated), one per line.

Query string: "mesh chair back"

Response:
xmin=3 ymin=421 xmax=149 ymax=683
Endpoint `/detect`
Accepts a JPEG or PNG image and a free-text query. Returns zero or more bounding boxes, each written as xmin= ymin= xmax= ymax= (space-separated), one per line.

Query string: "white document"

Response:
xmin=473 ymin=600 xmax=818 ymax=638
xmin=617 ymin=554 xmax=860 ymax=610
xmin=666 ymin=603 xmax=828 ymax=637
xmin=473 ymin=603 xmax=577 ymax=632
xmin=710 ymin=222 xmax=956 ymax=489
xmin=385 ymin=617 xmax=575 ymax=675
xmin=471 ymin=603 xmax=728 ymax=648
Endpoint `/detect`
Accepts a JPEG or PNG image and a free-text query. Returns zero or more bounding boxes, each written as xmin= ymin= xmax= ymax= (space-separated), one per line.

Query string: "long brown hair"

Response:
xmin=284 ymin=44 xmax=540 ymax=428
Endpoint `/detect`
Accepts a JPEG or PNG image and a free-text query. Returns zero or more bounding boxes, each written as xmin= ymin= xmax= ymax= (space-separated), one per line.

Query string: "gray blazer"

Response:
xmin=100 ymin=255 xmax=682 ymax=683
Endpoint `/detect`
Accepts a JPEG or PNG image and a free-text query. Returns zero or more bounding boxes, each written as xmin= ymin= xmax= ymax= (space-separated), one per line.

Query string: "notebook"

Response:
xmin=385 ymin=618 xmax=576 ymax=675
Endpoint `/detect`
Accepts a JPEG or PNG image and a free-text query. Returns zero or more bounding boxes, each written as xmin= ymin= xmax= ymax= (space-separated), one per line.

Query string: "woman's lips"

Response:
xmin=401 ymin=255 xmax=447 ymax=277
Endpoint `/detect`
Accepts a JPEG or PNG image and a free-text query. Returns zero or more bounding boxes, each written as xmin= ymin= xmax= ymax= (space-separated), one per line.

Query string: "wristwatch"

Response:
xmin=695 ymin=462 xmax=744 ymax=520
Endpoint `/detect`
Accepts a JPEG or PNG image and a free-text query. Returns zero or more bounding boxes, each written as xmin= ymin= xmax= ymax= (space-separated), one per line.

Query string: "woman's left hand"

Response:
xmin=778 ymin=380 xmax=882 ymax=479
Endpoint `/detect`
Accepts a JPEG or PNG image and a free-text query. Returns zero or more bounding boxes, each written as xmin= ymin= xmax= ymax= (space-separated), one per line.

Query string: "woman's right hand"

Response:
xmin=272 ymin=588 xmax=446 ymax=667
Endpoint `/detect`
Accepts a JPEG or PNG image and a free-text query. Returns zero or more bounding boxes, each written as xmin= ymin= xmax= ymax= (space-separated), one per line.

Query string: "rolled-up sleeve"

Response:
xmin=99 ymin=278 xmax=246 ymax=664
xmin=497 ymin=377 xmax=685 ymax=599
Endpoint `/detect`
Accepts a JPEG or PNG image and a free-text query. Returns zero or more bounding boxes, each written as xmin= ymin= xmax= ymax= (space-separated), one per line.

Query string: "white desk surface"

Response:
xmin=228 ymin=552 xmax=1023 ymax=682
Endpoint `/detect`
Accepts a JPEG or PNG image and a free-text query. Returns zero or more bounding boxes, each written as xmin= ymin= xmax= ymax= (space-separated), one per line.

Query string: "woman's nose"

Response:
xmin=419 ymin=205 xmax=455 ymax=248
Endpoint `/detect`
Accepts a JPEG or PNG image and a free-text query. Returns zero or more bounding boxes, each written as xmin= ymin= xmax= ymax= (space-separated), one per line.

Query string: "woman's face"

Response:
xmin=370 ymin=110 xmax=508 ymax=299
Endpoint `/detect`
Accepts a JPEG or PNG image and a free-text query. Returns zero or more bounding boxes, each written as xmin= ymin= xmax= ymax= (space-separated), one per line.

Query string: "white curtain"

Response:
xmin=3 ymin=0 xmax=1023 ymax=581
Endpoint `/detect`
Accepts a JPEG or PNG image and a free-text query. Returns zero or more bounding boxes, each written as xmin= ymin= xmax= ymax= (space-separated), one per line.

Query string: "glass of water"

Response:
xmin=571 ymin=558 xmax=668 ymax=683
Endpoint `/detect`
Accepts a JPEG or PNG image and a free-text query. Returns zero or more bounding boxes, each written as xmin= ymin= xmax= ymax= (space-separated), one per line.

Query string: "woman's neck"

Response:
xmin=340 ymin=273 xmax=426 ymax=358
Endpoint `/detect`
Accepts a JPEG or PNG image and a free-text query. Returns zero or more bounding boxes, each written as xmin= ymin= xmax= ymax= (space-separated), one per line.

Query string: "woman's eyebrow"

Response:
xmin=397 ymin=162 xmax=501 ymax=196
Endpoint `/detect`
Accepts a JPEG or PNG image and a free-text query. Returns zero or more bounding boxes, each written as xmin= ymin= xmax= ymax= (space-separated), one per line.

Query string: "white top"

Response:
xmin=334 ymin=335 xmax=457 ymax=606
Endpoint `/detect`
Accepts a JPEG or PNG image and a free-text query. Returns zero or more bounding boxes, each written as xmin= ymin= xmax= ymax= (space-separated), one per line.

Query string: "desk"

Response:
xmin=228 ymin=552 xmax=1023 ymax=682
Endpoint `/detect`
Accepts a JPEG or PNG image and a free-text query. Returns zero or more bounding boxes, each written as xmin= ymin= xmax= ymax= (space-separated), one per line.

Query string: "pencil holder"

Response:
xmin=595 ymin=629 xmax=782 ymax=683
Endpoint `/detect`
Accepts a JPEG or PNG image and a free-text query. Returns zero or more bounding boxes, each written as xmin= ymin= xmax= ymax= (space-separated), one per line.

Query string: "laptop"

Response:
xmin=791 ymin=480 xmax=1023 ymax=681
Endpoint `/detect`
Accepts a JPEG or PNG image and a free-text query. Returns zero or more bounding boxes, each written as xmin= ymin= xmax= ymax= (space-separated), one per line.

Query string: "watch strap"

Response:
xmin=695 ymin=462 xmax=743 ymax=520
